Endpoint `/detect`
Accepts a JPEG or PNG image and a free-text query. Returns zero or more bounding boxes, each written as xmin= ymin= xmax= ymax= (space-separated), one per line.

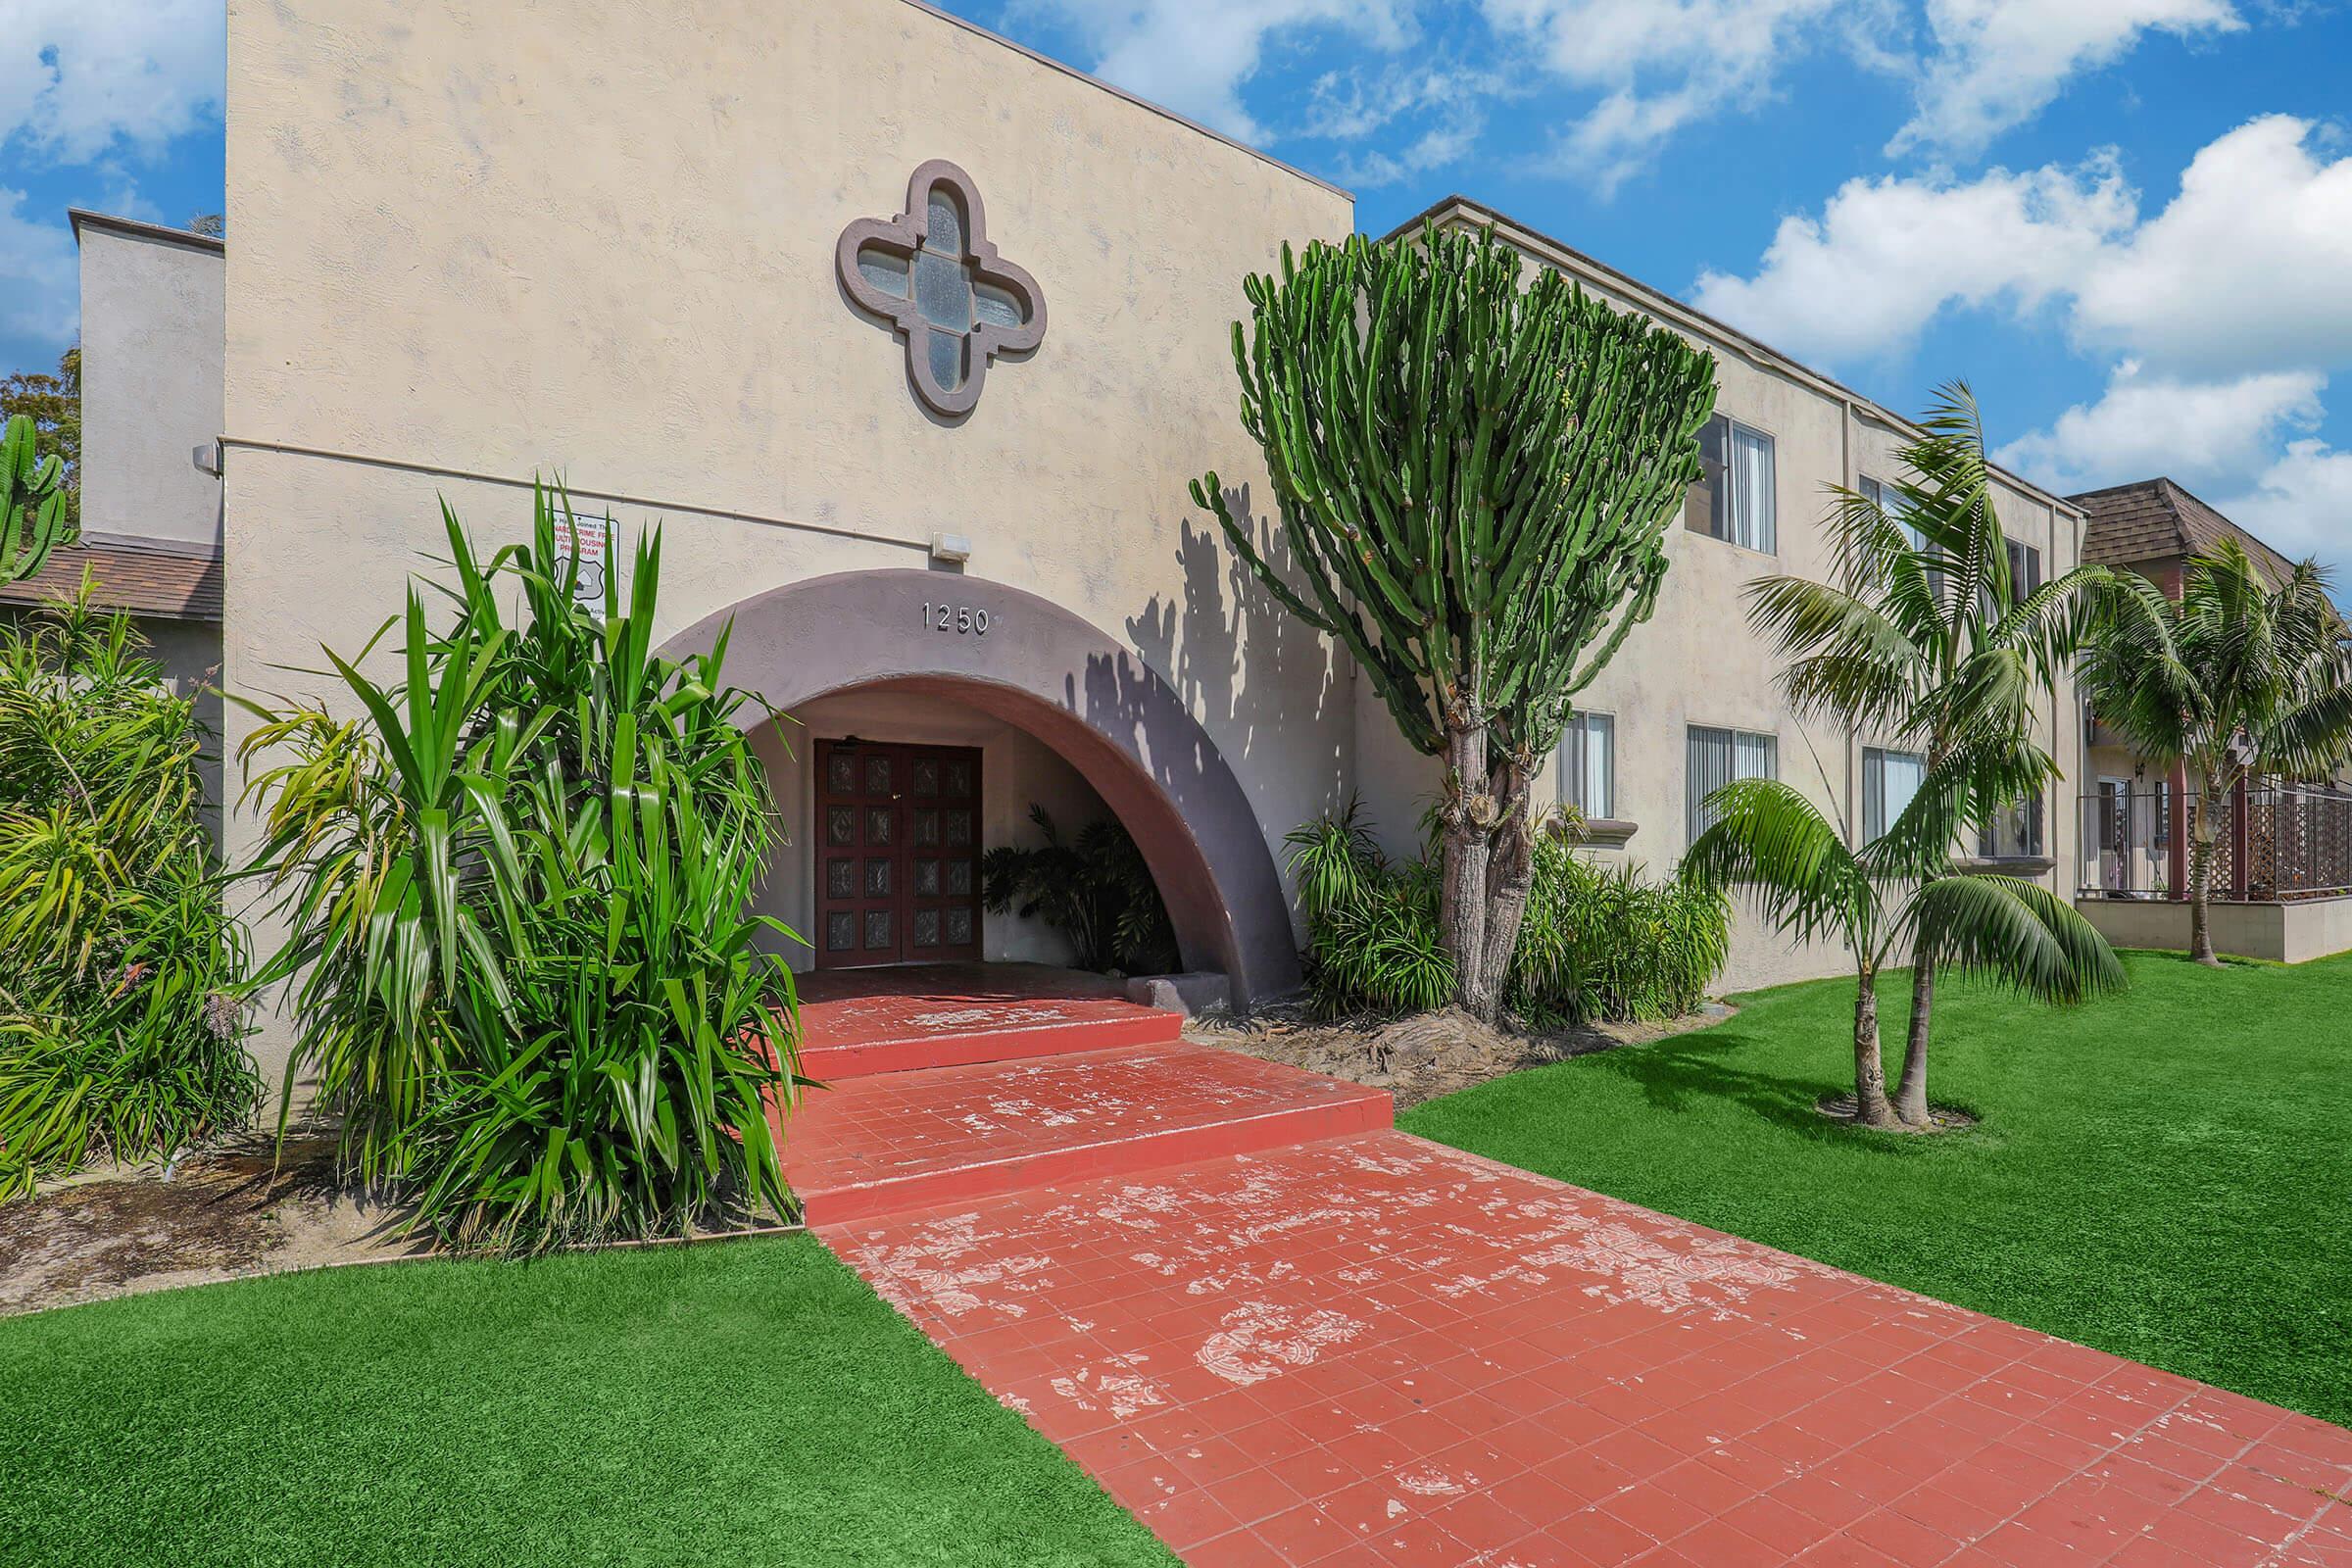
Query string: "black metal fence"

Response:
xmin=2079 ymin=784 xmax=2352 ymax=901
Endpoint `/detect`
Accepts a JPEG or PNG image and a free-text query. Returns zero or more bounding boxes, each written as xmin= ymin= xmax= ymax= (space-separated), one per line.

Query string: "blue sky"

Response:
xmin=5 ymin=1 xmax=2351 ymax=568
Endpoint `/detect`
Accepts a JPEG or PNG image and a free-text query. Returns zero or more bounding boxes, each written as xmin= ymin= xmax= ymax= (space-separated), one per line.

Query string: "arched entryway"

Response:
xmin=659 ymin=569 xmax=1300 ymax=1006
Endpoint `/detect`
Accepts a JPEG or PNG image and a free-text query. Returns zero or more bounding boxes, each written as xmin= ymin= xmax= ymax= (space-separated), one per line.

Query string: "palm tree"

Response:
xmin=1687 ymin=776 xmax=2122 ymax=1129
xmin=1743 ymin=382 xmax=2114 ymax=1125
xmin=2082 ymin=540 xmax=2352 ymax=964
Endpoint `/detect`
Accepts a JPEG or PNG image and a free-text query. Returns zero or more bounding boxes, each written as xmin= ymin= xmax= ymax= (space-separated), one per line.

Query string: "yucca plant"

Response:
xmin=237 ymin=485 xmax=802 ymax=1250
xmin=1285 ymin=803 xmax=1729 ymax=1026
xmin=1510 ymin=830 xmax=1731 ymax=1027
xmin=0 ymin=578 xmax=254 ymax=1198
xmin=980 ymin=805 xmax=1178 ymax=975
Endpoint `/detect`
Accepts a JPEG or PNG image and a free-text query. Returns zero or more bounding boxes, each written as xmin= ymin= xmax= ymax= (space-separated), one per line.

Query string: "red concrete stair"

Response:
xmin=782 ymin=1041 xmax=1392 ymax=1225
xmin=793 ymin=961 xmax=1182 ymax=1080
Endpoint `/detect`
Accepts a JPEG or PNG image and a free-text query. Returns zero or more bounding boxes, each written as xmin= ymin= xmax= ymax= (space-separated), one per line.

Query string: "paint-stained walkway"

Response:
xmin=819 ymin=1129 xmax=2352 ymax=1566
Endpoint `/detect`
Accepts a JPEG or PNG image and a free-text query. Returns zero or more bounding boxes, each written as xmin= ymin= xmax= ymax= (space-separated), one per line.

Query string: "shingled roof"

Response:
xmin=0 ymin=540 xmax=223 ymax=622
xmin=2071 ymin=477 xmax=2301 ymax=587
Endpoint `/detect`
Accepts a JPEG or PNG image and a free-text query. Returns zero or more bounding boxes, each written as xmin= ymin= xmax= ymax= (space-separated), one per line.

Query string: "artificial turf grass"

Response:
xmin=0 ymin=1232 xmax=1175 ymax=1568
xmin=1403 ymin=949 xmax=2352 ymax=1432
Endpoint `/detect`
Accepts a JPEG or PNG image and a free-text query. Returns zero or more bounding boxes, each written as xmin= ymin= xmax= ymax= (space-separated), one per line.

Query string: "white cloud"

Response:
xmin=1015 ymin=0 xmax=1414 ymax=143
xmin=1 ymin=0 xmax=222 ymax=163
xmin=1995 ymin=365 xmax=2325 ymax=492
xmin=2072 ymin=115 xmax=2352 ymax=375
xmin=2218 ymin=439 xmax=2352 ymax=565
xmin=1690 ymin=153 xmax=2135 ymax=362
xmin=0 ymin=188 xmax=77 ymax=348
xmin=1691 ymin=117 xmax=2352 ymax=377
xmin=1891 ymin=0 xmax=2242 ymax=160
xmin=1306 ymin=64 xmax=1499 ymax=186
xmin=1479 ymin=0 xmax=1874 ymax=193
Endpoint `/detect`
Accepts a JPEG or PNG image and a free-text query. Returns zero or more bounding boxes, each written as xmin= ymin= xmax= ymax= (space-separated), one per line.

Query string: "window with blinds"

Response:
xmin=1859 ymin=474 xmax=1925 ymax=551
xmin=1557 ymin=711 xmax=1615 ymax=820
xmin=1863 ymin=747 xmax=1927 ymax=842
xmin=1687 ymin=415 xmax=1777 ymax=553
xmin=1687 ymin=725 xmax=1779 ymax=841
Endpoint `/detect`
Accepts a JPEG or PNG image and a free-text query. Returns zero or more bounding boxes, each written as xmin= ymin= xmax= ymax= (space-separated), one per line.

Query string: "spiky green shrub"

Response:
xmin=1286 ymin=807 xmax=1453 ymax=1016
xmin=981 ymin=805 xmax=1178 ymax=975
xmin=0 ymin=579 xmax=254 ymax=1198
xmin=1509 ymin=831 xmax=1731 ymax=1027
xmin=237 ymin=487 xmax=800 ymax=1250
xmin=1287 ymin=804 xmax=1730 ymax=1027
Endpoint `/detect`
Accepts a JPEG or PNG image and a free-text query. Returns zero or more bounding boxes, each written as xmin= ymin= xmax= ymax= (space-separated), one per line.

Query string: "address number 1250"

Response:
xmin=923 ymin=603 xmax=991 ymax=635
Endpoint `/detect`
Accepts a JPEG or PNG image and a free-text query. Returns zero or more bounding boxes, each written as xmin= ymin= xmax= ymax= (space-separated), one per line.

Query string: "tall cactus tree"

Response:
xmin=1193 ymin=223 xmax=1718 ymax=1021
xmin=1 ymin=413 xmax=75 ymax=586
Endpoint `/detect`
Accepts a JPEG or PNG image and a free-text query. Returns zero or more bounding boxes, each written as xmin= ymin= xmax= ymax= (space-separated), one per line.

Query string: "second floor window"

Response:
xmin=1688 ymin=724 xmax=1778 ymax=840
xmin=1557 ymin=711 xmax=1615 ymax=821
xmin=2007 ymin=538 xmax=2043 ymax=596
xmin=1863 ymin=747 xmax=1927 ymax=843
xmin=1859 ymin=474 xmax=1925 ymax=551
xmin=1689 ymin=415 xmax=1776 ymax=554
xmin=1980 ymin=791 xmax=2046 ymax=860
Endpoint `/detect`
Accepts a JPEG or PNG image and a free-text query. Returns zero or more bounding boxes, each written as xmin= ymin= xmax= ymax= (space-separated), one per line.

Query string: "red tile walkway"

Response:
xmin=796 ymin=961 xmax=1181 ymax=1079
xmin=819 ymin=1132 xmax=2352 ymax=1566
xmin=794 ymin=966 xmax=2352 ymax=1566
xmin=785 ymin=1042 xmax=1389 ymax=1224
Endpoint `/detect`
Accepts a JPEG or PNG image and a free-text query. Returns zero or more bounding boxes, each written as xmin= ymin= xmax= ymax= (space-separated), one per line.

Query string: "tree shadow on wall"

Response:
xmin=1101 ymin=486 xmax=1348 ymax=830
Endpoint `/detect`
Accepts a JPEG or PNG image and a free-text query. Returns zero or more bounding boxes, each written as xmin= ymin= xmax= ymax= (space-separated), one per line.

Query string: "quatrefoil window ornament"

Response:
xmin=837 ymin=160 xmax=1046 ymax=417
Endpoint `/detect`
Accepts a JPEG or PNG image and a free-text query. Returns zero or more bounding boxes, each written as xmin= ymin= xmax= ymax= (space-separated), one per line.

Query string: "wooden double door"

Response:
xmin=813 ymin=739 xmax=984 ymax=968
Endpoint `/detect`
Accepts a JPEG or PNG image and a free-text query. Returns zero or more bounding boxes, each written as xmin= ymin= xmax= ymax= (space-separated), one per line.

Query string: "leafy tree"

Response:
xmin=1745 ymin=382 xmax=2114 ymax=1124
xmin=1687 ymin=776 xmax=2122 ymax=1129
xmin=1 ymin=346 xmax=80 ymax=536
xmin=1192 ymin=224 xmax=1717 ymax=1022
xmin=2082 ymin=540 xmax=2352 ymax=964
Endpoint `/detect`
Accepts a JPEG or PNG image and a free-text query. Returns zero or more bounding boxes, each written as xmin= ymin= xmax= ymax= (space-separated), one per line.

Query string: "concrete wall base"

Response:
xmin=2075 ymin=895 xmax=2352 ymax=964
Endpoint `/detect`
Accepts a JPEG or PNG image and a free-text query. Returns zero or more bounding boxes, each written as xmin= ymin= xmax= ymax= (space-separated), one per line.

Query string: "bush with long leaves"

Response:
xmin=980 ymin=805 xmax=1178 ymax=975
xmin=1286 ymin=804 xmax=1729 ymax=1026
xmin=237 ymin=487 xmax=801 ymax=1250
xmin=0 ymin=578 xmax=254 ymax=1198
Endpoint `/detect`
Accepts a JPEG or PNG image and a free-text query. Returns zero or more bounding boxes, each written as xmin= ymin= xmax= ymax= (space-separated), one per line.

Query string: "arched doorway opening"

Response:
xmin=658 ymin=569 xmax=1300 ymax=1007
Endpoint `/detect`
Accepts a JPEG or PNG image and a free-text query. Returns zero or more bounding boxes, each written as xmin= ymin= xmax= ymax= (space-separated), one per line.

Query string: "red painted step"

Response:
xmin=792 ymin=962 xmax=1183 ymax=1080
xmin=783 ymin=1042 xmax=1392 ymax=1225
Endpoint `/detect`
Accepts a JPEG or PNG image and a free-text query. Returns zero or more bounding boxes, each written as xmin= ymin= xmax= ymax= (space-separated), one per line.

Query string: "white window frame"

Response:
xmin=1695 ymin=414 xmax=1778 ymax=555
xmin=1557 ymin=710 xmax=1615 ymax=821
xmin=1863 ymin=746 xmax=1927 ymax=844
xmin=1687 ymin=724 xmax=1779 ymax=841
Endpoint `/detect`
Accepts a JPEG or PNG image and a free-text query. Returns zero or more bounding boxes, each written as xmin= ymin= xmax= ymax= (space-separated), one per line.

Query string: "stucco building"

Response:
xmin=2 ymin=213 xmax=227 ymax=831
xmin=2071 ymin=477 xmax=2352 ymax=960
xmin=73 ymin=0 xmax=2094 ymax=1088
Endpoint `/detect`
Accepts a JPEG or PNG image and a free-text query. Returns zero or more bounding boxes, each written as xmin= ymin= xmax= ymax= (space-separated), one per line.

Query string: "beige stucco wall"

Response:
xmin=1356 ymin=225 xmax=2089 ymax=997
xmin=74 ymin=220 xmax=224 ymax=556
xmin=220 ymin=0 xmax=1356 ymax=1086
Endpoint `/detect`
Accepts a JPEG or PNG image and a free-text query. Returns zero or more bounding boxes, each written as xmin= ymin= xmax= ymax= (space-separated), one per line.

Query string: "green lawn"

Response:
xmin=1404 ymin=950 xmax=2352 ymax=1430
xmin=0 ymin=1233 xmax=1173 ymax=1568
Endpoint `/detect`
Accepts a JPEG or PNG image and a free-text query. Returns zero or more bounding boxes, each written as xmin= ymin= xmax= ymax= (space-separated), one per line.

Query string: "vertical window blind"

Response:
xmin=1688 ymin=725 xmax=1778 ymax=841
